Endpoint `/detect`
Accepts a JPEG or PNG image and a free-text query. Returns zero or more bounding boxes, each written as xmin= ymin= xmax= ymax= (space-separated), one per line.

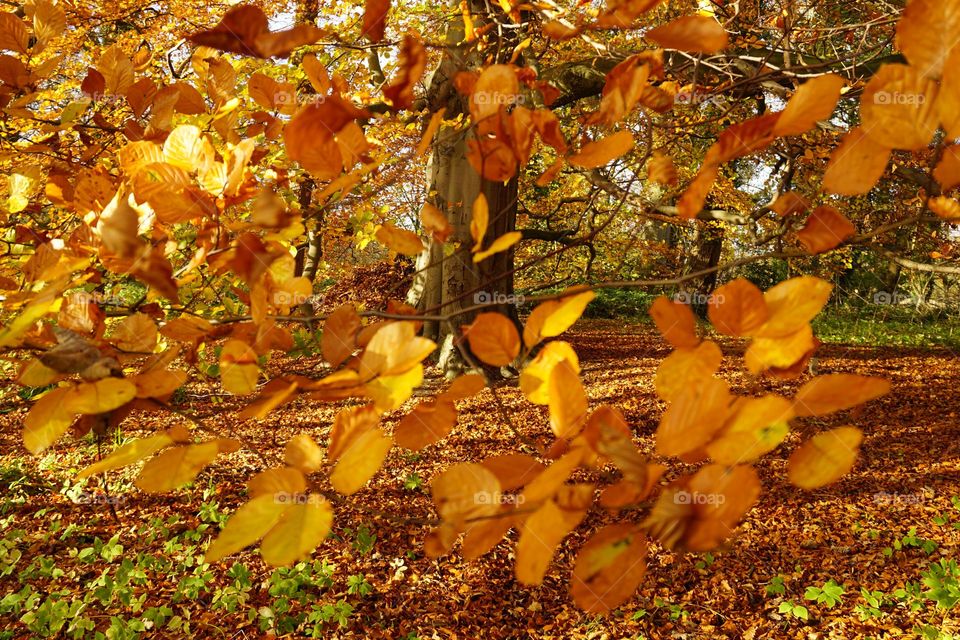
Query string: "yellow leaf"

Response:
xmin=567 ymin=131 xmax=634 ymax=169
xmin=655 ymin=376 xmax=730 ymax=457
xmin=135 ymin=442 xmax=222 ymax=493
xmin=745 ymin=324 xmax=816 ymax=374
xmin=521 ymin=449 xmax=584 ymax=504
xmin=480 ymin=454 xmax=545 ymax=491
xmin=516 ymin=497 xmax=587 ymax=585
xmin=548 ymin=360 xmax=588 ymax=439
xmin=939 ymin=49 xmax=960 ymax=138
xmin=438 ymin=373 xmax=486 ymax=402
xmin=570 ymin=524 xmax=647 ymax=614
xmin=111 ymin=312 xmax=157 ymax=352
xmin=473 ymin=231 xmax=521 ymax=263
xmin=359 ymin=321 xmax=435 ymax=379
xmin=163 ymin=125 xmax=204 ymax=171
xmin=649 ymin=296 xmax=699 ymax=348
xmin=365 ymin=363 xmax=423 ymax=411
xmin=78 ymin=433 xmax=175 ymax=479
xmin=645 ymin=15 xmax=728 ymax=53
xmin=376 ymin=222 xmax=424 ymax=256
xmin=773 ymin=74 xmax=845 ymax=137
xmin=23 ymin=387 xmax=75 ymax=454
xmin=532 ymin=290 xmax=595 ymax=342
xmin=754 ymin=276 xmax=832 ymax=338
xmin=520 ymin=340 xmax=580 ymax=405
xmin=431 ymin=462 xmax=501 ymax=527
xmin=204 ymin=494 xmax=289 ymax=563
xmin=654 ymin=340 xmax=722 ymax=402
xmin=220 ymin=340 xmax=259 ymax=395
xmin=328 ymin=404 xmax=379 ymax=462
xmin=260 ymin=497 xmax=333 ymax=566
xmin=284 ymin=434 xmax=324 ymax=473
xmin=64 ymin=378 xmax=137 ymax=415
xmin=0 ymin=295 xmax=58 ymax=348
xmin=132 ymin=369 xmax=187 ymax=398
xmin=420 ymin=202 xmax=452 ymax=242
xmin=788 ymin=426 xmax=863 ymax=489
xmin=322 ymin=304 xmax=361 ymax=368
xmin=707 ymin=278 xmax=768 ymax=337
xmin=860 ymin=64 xmax=939 ymax=151
xmin=470 ymin=194 xmax=488 ymax=251
xmin=706 ymin=395 xmax=793 ymax=465
xmin=394 ymin=400 xmax=458 ymax=450
xmin=329 ymin=428 xmax=392 ymax=495
xmin=247 ymin=467 xmax=307 ymax=498
xmin=793 ymin=374 xmax=891 ymax=417
xmin=465 ymin=312 xmax=520 ymax=366
xmin=822 ymin=127 xmax=891 ymax=196
xmin=797 ymin=206 xmax=857 ymax=254
xmin=895 ymin=0 xmax=960 ymax=78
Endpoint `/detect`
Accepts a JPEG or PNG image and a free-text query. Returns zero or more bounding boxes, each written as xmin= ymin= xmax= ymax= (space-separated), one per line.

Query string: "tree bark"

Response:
xmin=407 ymin=0 xmax=521 ymax=375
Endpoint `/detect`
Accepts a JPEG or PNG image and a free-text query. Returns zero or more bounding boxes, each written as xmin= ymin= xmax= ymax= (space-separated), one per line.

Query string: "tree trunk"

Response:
xmin=683 ymin=222 xmax=724 ymax=316
xmin=407 ymin=0 xmax=521 ymax=375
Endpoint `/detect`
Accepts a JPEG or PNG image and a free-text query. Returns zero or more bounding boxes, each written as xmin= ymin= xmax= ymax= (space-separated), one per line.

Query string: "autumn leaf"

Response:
xmin=259 ymin=498 xmax=333 ymax=566
xmin=860 ymin=64 xmax=939 ymax=151
xmin=788 ymin=426 xmax=863 ymax=489
xmin=548 ymin=360 xmax=588 ymax=439
xmin=645 ymin=16 xmax=728 ymax=53
xmin=773 ymin=74 xmax=845 ymax=137
xmin=188 ymin=5 xmax=325 ymax=58
xmin=376 ymin=223 xmax=424 ymax=256
xmin=649 ymin=296 xmax=699 ymax=348
xmin=822 ymin=127 xmax=892 ymax=196
xmin=570 ymin=524 xmax=647 ymax=614
xmin=793 ymin=374 xmax=891 ymax=417
xmin=708 ymin=278 xmax=768 ymax=337
xmin=329 ymin=428 xmax=392 ymax=495
xmin=567 ymin=131 xmax=634 ymax=169
xmin=362 ymin=0 xmax=390 ymax=42
xmin=797 ymin=206 xmax=857 ymax=254
xmin=464 ymin=313 xmax=520 ymax=366
xmin=135 ymin=441 xmax=225 ymax=493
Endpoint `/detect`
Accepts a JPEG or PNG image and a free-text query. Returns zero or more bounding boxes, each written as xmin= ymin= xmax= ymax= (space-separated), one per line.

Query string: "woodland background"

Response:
xmin=1 ymin=0 xmax=960 ymax=638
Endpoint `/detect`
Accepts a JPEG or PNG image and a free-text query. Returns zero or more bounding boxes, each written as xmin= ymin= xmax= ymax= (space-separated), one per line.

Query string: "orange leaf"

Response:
xmin=797 ymin=205 xmax=856 ymax=254
xmin=793 ymin=374 xmax=891 ymax=417
xmin=708 ymin=278 xmax=768 ymax=337
xmin=567 ymin=131 xmax=634 ymax=168
xmin=648 ymin=296 xmax=699 ymax=348
xmin=464 ymin=313 xmax=520 ymax=366
xmin=645 ymin=16 xmax=728 ymax=54
xmin=788 ymin=426 xmax=862 ymax=489
xmin=773 ymin=73 xmax=845 ymax=137
xmin=822 ymin=127 xmax=892 ymax=195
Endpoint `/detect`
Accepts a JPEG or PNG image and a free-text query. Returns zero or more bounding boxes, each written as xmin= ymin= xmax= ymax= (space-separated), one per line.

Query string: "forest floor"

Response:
xmin=2 ymin=320 xmax=960 ymax=639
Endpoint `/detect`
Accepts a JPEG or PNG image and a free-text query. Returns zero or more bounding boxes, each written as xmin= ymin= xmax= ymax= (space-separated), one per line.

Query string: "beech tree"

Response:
xmin=3 ymin=0 xmax=958 ymax=614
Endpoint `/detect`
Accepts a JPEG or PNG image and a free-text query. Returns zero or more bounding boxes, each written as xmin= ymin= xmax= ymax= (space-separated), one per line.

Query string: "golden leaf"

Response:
xmin=464 ymin=312 xmax=520 ymax=367
xmin=788 ymin=426 xmax=863 ymax=489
